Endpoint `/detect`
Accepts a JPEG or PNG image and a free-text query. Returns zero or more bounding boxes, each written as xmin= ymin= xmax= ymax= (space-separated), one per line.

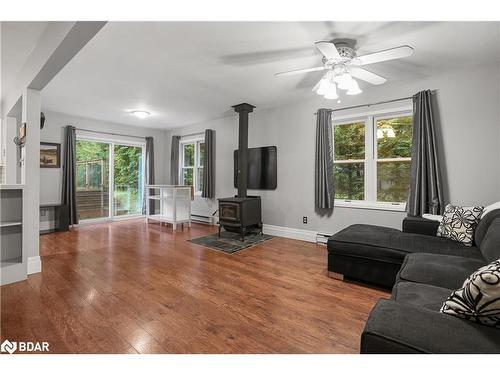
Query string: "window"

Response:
xmin=180 ymin=136 xmax=205 ymax=193
xmin=375 ymin=115 xmax=412 ymax=203
xmin=333 ymin=111 xmax=413 ymax=210
xmin=334 ymin=121 xmax=366 ymax=200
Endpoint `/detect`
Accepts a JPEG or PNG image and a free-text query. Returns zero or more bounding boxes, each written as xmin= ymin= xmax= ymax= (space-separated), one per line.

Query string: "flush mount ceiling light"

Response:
xmin=274 ymin=39 xmax=414 ymax=100
xmin=130 ymin=110 xmax=150 ymax=119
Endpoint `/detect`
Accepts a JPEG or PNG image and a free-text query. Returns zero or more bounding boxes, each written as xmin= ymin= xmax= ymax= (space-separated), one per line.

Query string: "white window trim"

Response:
xmin=334 ymin=200 xmax=408 ymax=212
xmin=179 ymin=134 xmax=205 ymax=195
xmin=332 ymin=106 xmax=412 ymax=212
xmin=76 ymin=130 xmax=147 ymax=148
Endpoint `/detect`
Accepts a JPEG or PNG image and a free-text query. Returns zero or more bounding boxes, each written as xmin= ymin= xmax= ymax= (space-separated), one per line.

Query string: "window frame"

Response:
xmin=332 ymin=106 xmax=413 ymax=212
xmin=179 ymin=134 xmax=205 ymax=195
xmin=332 ymin=117 xmax=368 ymax=202
xmin=75 ymin=131 xmax=146 ymax=222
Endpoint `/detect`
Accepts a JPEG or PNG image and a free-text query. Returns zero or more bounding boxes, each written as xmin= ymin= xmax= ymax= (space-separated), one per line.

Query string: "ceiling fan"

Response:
xmin=274 ymin=39 xmax=414 ymax=100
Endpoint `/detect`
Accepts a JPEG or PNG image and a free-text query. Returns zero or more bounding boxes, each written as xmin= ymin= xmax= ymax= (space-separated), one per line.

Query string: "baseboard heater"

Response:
xmin=190 ymin=214 xmax=215 ymax=225
xmin=316 ymin=233 xmax=332 ymax=244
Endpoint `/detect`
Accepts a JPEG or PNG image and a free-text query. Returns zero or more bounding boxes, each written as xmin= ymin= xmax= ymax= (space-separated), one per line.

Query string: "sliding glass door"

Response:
xmin=76 ymin=137 xmax=145 ymax=222
xmin=76 ymin=140 xmax=110 ymax=220
xmin=113 ymin=144 xmax=143 ymax=217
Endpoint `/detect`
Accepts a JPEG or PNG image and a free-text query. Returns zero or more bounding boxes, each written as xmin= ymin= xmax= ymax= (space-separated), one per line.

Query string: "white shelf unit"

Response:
xmin=1 ymin=184 xmax=26 ymax=286
xmin=146 ymin=185 xmax=191 ymax=230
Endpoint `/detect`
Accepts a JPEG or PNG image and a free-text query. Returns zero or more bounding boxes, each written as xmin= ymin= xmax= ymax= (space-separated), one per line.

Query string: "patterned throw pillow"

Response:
xmin=441 ymin=259 xmax=500 ymax=328
xmin=436 ymin=204 xmax=484 ymax=246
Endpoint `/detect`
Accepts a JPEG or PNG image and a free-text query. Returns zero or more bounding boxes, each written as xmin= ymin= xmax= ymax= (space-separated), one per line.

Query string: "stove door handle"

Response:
xmin=212 ymin=209 xmax=219 ymax=216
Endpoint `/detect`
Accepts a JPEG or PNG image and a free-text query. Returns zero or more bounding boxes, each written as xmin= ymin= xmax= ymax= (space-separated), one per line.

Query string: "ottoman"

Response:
xmin=326 ymin=222 xmax=482 ymax=288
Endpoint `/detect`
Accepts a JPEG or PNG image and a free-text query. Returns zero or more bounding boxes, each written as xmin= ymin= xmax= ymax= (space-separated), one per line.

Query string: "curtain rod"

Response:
xmin=314 ymin=96 xmax=414 ymax=115
xmin=75 ymin=127 xmax=147 ymax=140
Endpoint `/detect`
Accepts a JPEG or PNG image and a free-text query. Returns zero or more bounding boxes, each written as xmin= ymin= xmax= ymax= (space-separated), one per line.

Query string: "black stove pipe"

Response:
xmin=232 ymin=103 xmax=255 ymax=198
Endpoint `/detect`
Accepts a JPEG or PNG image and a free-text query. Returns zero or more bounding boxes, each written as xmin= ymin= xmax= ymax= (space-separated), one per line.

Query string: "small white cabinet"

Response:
xmin=1 ymin=184 xmax=26 ymax=285
xmin=146 ymin=185 xmax=191 ymax=230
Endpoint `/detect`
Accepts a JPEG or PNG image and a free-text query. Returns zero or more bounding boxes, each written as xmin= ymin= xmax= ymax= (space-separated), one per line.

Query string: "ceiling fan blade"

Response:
xmin=274 ymin=66 xmax=326 ymax=77
xmin=349 ymin=66 xmax=387 ymax=85
xmin=352 ymin=45 xmax=414 ymax=66
xmin=314 ymin=41 xmax=341 ymax=60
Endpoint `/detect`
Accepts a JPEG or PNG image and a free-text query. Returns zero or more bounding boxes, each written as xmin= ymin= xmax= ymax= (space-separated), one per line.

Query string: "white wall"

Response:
xmin=40 ymin=110 xmax=167 ymax=204
xmin=23 ymin=89 xmax=42 ymax=268
xmin=165 ymin=115 xmax=239 ymax=219
xmin=165 ymin=65 xmax=500 ymax=235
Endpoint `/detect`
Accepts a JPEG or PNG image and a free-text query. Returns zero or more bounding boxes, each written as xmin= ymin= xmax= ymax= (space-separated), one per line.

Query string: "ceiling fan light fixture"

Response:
xmin=275 ymin=40 xmax=413 ymax=100
xmin=323 ymin=83 xmax=338 ymax=100
xmin=316 ymin=77 xmax=330 ymax=95
xmin=346 ymin=79 xmax=362 ymax=95
xmin=332 ymin=64 xmax=346 ymax=77
xmin=336 ymin=73 xmax=354 ymax=90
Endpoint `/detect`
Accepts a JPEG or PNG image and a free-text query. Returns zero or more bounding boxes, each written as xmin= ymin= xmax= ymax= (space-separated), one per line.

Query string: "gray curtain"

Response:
xmin=315 ymin=108 xmax=335 ymax=209
xmin=61 ymin=125 xmax=78 ymax=225
xmin=407 ymin=90 xmax=444 ymax=216
xmin=170 ymin=135 xmax=180 ymax=185
xmin=202 ymin=129 xmax=215 ymax=198
xmin=142 ymin=137 xmax=155 ymax=215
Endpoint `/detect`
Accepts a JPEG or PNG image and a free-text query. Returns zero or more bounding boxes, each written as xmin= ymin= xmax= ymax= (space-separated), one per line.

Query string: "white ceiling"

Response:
xmin=1 ymin=21 xmax=49 ymax=104
xmin=28 ymin=21 xmax=500 ymax=129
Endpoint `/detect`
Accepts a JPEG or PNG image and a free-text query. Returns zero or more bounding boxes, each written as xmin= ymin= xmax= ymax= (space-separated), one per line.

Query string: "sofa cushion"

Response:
xmin=392 ymin=281 xmax=452 ymax=311
xmin=328 ymin=224 xmax=483 ymax=264
xmin=481 ymin=202 xmax=500 ymax=219
xmin=397 ymin=253 xmax=486 ymax=290
xmin=362 ymin=299 xmax=500 ymax=354
xmin=402 ymin=216 xmax=440 ymax=236
xmin=475 ymin=209 xmax=500 ymax=248
xmin=478 ymin=216 xmax=500 ymax=263
xmin=441 ymin=259 xmax=500 ymax=328
xmin=437 ymin=204 xmax=484 ymax=246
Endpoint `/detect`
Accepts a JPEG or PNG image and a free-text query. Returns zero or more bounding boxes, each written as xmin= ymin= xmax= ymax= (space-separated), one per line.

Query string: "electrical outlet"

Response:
xmin=303 ymin=216 xmax=308 ymax=224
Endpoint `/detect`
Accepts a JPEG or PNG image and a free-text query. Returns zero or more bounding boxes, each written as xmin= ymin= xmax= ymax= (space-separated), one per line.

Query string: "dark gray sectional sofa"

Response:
xmin=327 ymin=211 xmax=499 ymax=288
xmin=327 ymin=209 xmax=500 ymax=353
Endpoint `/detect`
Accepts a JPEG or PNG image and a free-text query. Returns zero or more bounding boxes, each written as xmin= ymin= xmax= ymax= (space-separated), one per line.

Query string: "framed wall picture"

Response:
xmin=40 ymin=142 xmax=61 ymax=168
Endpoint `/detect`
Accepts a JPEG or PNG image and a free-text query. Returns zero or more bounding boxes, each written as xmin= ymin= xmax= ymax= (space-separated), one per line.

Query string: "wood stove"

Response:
xmin=218 ymin=196 xmax=262 ymax=241
xmin=218 ymin=103 xmax=263 ymax=241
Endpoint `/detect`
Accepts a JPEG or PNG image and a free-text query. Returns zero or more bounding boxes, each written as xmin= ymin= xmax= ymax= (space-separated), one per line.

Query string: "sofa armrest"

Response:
xmin=361 ymin=299 xmax=500 ymax=354
xmin=402 ymin=216 xmax=440 ymax=236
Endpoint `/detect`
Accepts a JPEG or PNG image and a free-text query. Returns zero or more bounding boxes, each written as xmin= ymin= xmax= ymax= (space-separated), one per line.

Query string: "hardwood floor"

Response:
xmin=0 ymin=219 xmax=389 ymax=354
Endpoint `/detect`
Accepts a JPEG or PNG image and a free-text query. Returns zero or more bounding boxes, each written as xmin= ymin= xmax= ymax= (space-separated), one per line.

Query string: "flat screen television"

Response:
xmin=234 ymin=146 xmax=277 ymax=190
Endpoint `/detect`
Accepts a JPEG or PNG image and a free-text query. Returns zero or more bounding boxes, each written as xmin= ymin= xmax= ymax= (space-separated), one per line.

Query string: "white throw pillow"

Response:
xmin=436 ymin=204 xmax=483 ymax=246
xmin=441 ymin=259 xmax=500 ymax=328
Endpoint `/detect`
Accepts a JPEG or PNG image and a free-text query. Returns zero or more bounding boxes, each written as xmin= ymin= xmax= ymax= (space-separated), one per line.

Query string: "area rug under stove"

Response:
xmin=189 ymin=231 xmax=274 ymax=254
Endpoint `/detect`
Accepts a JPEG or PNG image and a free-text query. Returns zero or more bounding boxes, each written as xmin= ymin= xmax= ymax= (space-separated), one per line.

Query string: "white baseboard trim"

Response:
xmin=191 ymin=214 xmax=215 ymax=225
xmin=27 ymin=256 xmax=41 ymax=274
xmin=263 ymin=224 xmax=318 ymax=243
